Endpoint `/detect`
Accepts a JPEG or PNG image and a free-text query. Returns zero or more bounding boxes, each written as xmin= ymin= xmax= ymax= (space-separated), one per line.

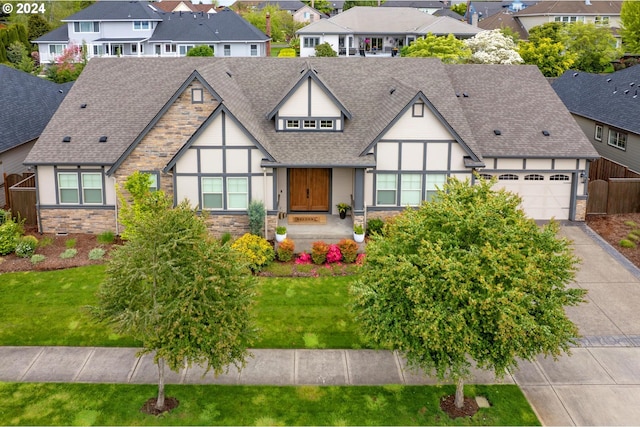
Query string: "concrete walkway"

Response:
xmin=2 ymin=223 xmax=640 ymax=425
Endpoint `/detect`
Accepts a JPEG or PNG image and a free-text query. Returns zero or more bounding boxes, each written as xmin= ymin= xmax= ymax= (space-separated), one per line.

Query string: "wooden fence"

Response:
xmin=3 ymin=173 xmax=36 ymax=226
xmin=589 ymin=157 xmax=640 ymax=181
xmin=588 ymin=178 xmax=640 ymax=215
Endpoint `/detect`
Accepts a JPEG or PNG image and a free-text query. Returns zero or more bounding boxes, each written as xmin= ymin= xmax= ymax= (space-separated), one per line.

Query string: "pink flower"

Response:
xmin=356 ymin=253 xmax=366 ymax=265
xmin=295 ymin=252 xmax=312 ymax=264
xmin=326 ymin=244 xmax=342 ymax=263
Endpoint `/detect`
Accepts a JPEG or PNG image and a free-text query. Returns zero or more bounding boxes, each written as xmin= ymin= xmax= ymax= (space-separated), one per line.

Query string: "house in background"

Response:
xmin=25 ymin=57 xmax=596 ymax=237
xmin=552 ymin=66 xmax=640 ymax=176
xmin=34 ymin=1 xmax=269 ymax=62
xmin=153 ymin=0 xmax=219 ymax=13
xmin=296 ymin=6 xmax=483 ymax=57
xmin=380 ymin=0 xmax=450 ymax=14
xmin=0 ymin=65 xmax=72 ymax=208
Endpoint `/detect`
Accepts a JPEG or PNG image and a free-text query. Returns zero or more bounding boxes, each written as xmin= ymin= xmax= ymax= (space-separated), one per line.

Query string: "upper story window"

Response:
xmin=74 ymin=21 xmax=99 ymax=33
xmin=595 ymin=124 xmax=603 ymax=141
xmin=303 ymin=37 xmax=320 ymax=48
xmin=594 ymin=16 xmax=610 ymax=26
xmin=554 ymin=16 xmax=583 ymax=23
xmin=608 ymin=129 xmax=627 ymax=150
xmin=133 ymin=21 xmax=150 ymax=30
xmin=303 ymin=120 xmax=316 ymax=129
xmin=412 ymin=102 xmax=424 ymax=117
xmin=250 ymin=44 xmax=258 ymax=56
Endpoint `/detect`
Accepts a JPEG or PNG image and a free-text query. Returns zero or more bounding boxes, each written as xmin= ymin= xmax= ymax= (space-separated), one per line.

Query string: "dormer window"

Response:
xmin=286 ymin=120 xmax=300 ymax=129
xmin=133 ymin=21 xmax=150 ymax=30
xmin=320 ymin=120 xmax=333 ymax=129
xmin=303 ymin=120 xmax=316 ymax=129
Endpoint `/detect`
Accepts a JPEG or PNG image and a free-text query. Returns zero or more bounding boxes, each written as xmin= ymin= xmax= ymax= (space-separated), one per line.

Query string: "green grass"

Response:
xmin=0 ymin=266 xmax=366 ymax=348
xmin=0 ymin=382 xmax=539 ymax=426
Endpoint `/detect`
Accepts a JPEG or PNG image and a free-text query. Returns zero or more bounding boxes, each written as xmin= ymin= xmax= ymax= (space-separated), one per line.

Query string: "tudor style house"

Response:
xmin=552 ymin=66 xmax=640 ymax=175
xmin=34 ymin=1 xmax=269 ymax=63
xmin=25 ymin=57 xmax=597 ymax=237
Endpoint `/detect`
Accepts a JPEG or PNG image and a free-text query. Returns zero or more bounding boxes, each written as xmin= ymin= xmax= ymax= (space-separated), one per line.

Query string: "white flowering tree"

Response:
xmin=464 ymin=29 xmax=524 ymax=65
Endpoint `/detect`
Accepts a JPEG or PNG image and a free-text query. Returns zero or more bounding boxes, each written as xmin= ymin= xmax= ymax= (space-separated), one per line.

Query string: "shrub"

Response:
xmin=278 ymin=48 xmax=296 ymax=57
xmin=311 ymin=241 xmax=329 ymax=265
xmin=88 ymin=247 xmax=106 ymax=260
xmin=15 ymin=235 xmax=38 ymax=258
xmin=338 ymin=238 xmax=358 ymax=263
xmin=97 ymin=231 xmax=116 ymax=244
xmin=620 ymin=239 xmax=636 ymax=249
xmin=356 ymin=253 xmax=366 ymax=265
xmin=326 ymin=244 xmax=342 ymax=263
xmin=625 ymin=220 xmax=638 ymax=228
xmin=0 ymin=211 xmax=23 ymax=255
xmin=65 ymin=238 xmax=77 ymax=249
xmin=60 ymin=248 xmax=78 ymax=259
xmin=366 ymin=218 xmax=385 ymax=236
xmin=219 ymin=232 xmax=232 ymax=246
xmin=38 ymin=236 xmax=54 ymax=248
xmin=248 ymin=200 xmax=265 ymax=236
xmin=314 ymin=42 xmax=337 ymax=57
xmin=231 ymin=233 xmax=274 ymax=272
xmin=30 ymin=254 xmax=46 ymax=264
xmin=277 ymin=238 xmax=295 ymax=262
xmin=628 ymin=233 xmax=640 ymax=242
xmin=295 ymin=252 xmax=312 ymax=264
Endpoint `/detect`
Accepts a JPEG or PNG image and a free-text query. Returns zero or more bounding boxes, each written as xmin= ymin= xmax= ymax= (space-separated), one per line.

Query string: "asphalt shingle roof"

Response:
xmin=25 ymin=57 xmax=596 ymax=168
xmin=0 ymin=66 xmax=72 ymax=154
xmin=514 ymin=0 xmax=622 ymax=16
xmin=552 ymin=66 xmax=640 ymax=136
xmin=61 ymin=1 xmax=163 ymax=21
xmin=33 ymin=25 xmax=68 ymax=43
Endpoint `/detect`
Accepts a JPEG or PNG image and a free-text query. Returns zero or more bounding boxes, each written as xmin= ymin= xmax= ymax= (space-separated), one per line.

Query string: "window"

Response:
xmin=477 ymin=173 xmax=493 ymax=180
xmin=227 ymin=177 xmax=248 ymax=209
xmin=595 ymin=16 xmax=609 ymax=26
xmin=376 ymin=174 xmax=397 ymax=205
xmin=608 ymin=130 xmax=627 ymax=150
xmin=155 ymin=44 xmax=162 ymax=55
xmin=133 ymin=21 xmax=150 ymax=30
xmin=202 ymin=177 xmax=223 ymax=209
xmin=320 ymin=120 xmax=333 ymax=129
xmin=131 ymin=44 xmax=143 ymax=54
xmin=92 ymin=45 xmax=104 ymax=56
xmin=412 ymin=102 xmax=424 ymax=117
xmin=498 ymin=174 xmax=519 ymax=180
xmin=224 ymin=44 xmax=231 ymax=56
xmin=110 ymin=44 xmax=123 ymax=56
xmin=192 ymin=88 xmax=203 ymax=104
xmin=426 ymin=174 xmax=446 ymax=201
xmin=58 ymin=173 xmax=79 ymax=204
xmin=179 ymin=45 xmax=194 ymax=56
xmin=554 ymin=16 xmax=583 ymax=23
xmin=550 ymin=174 xmax=570 ymax=181
xmin=595 ymin=124 xmax=603 ymax=141
xmin=82 ymin=173 xmax=103 ymax=204
xmin=286 ymin=120 xmax=300 ymax=129
xmin=303 ymin=120 xmax=316 ymax=129
xmin=74 ymin=21 xmax=99 ymax=33
xmin=49 ymin=44 xmax=66 ymax=55
xmin=147 ymin=173 xmax=159 ymax=192
xmin=401 ymin=174 xmax=421 ymax=206
xmin=303 ymin=37 xmax=320 ymax=48
xmin=250 ymin=44 xmax=257 ymax=56
xmin=524 ymin=174 xmax=544 ymax=181
xmin=165 ymin=44 xmax=177 ymax=53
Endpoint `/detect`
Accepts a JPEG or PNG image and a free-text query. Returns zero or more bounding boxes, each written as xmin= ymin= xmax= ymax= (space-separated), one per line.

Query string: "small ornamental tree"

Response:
xmin=519 ymin=37 xmax=575 ymax=77
xmin=464 ymin=29 xmax=523 ymax=64
xmin=350 ymin=176 xmax=585 ymax=412
xmin=314 ymin=42 xmax=337 ymax=57
xmin=186 ymin=45 xmax=214 ymax=56
xmin=93 ymin=173 xmax=256 ymax=414
xmin=621 ymin=0 xmax=640 ymax=54
xmin=401 ymin=33 xmax=471 ymax=63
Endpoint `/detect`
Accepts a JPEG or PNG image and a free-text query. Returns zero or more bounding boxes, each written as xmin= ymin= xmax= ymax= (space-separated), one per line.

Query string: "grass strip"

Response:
xmin=0 ymin=382 xmax=539 ymax=426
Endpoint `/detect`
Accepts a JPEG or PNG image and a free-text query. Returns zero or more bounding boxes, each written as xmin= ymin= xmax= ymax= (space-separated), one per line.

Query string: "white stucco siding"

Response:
xmin=425 ymin=142 xmax=449 ymax=170
xmin=192 ymin=115 xmax=223 ymax=146
xmin=36 ymin=165 xmax=56 ymax=205
xmin=225 ymin=116 xmax=251 ymax=147
xmin=175 ymin=149 xmax=199 ymax=173
xmin=382 ymin=106 xmax=453 ymax=140
xmin=199 ymin=149 xmax=223 ymax=173
xmin=449 ymin=143 xmax=467 ymax=170
xmin=496 ymin=158 xmax=523 ymax=170
xmin=400 ymin=143 xmax=424 ymax=170
xmin=251 ymin=175 xmax=273 ymax=208
xmin=276 ymin=168 xmax=287 ymax=212
xmin=226 ymin=149 xmax=249 ymax=173
xmin=364 ymin=170 xmax=374 ymax=206
xmin=279 ymin=84 xmax=309 ymax=116
xmin=310 ymin=80 xmax=342 ymax=117
xmin=376 ymin=143 xmax=399 ymax=169
xmin=526 ymin=158 xmax=553 ymax=170
xmin=179 ymin=175 xmax=200 ymax=209
xmin=555 ymin=159 xmax=577 ymax=170
xmin=332 ymin=168 xmax=353 ymax=214
xmin=250 ymin=148 xmax=263 ymax=172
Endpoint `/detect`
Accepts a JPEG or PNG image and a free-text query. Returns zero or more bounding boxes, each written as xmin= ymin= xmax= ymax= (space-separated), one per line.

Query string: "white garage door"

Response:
xmin=492 ymin=173 xmax=572 ymax=220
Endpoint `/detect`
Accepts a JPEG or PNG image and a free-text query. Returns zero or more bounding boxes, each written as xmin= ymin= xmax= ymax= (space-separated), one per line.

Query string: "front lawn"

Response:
xmin=0 ymin=382 xmax=539 ymax=426
xmin=0 ymin=266 xmax=366 ymax=348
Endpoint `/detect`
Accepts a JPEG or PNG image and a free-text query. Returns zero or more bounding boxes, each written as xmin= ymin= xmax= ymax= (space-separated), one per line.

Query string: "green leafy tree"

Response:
xmin=45 ymin=43 xmax=86 ymax=83
xmin=565 ymin=22 xmax=620 ymax=73
xmin=620 ymin=0 xmax=640 ymax=54
xmin=343 ymin=0 xmax=380 ymax=11
xmin=302 ymin=0 xmax=333 ymax=15
xmin=93 ymin=173 xmax=256 ymax=412
xmin=451 ymin=3 xmax=466 ymax=16
xmin=402 ymin=33 xmax=471 ymax=63
xmin=242 ymin=5 xmax=302 ymax=43
xmin=27 ymin=15 xmax=51 ymax=46
xmin=350 ymin=177 xmax=585 ymax=410
xmin=314 ymin=42 xmax=337 ymax=57
xmin=519 ymin=37 xmax=575 ymax=77
xmin=528 ymin=22 xmax=567 ymax=45
xmin=186 ymin=45 xmax=214 ymax=56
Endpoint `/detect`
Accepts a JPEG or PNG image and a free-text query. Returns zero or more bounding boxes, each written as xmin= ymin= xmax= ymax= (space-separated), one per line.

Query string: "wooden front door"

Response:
xmin=289 ymin=168 xmax=330 ymax=211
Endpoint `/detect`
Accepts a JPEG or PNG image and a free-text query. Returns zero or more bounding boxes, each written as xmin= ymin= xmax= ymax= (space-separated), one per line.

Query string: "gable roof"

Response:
xmin=33 ymin=24 xmax=68 ymax=43
xmin=477 ymin=10 xmax=529 ymax=40
xmin=0 ymin=65 xmax=72 ymax=154
xmin=514 ymin=0 xmax=622 ymax=17
xmin=61 ymin=1 xmax=163 ymax=21
xmin=257 ymin=1 xmax=306 ymax=11
xmin=552 ymin=66 xmax=640 ymax=136
xmin=26 ymin=57 xmax=596 ymax=170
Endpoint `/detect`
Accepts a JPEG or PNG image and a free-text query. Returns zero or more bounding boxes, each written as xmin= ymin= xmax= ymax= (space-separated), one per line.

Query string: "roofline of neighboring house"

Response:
xmin=61 ymin=18 xmax=164 ymax=22
xmin=567 ymin=111 xmax=640 ymax=138
xmin=0 ymin=138 xmax=36 ymax=155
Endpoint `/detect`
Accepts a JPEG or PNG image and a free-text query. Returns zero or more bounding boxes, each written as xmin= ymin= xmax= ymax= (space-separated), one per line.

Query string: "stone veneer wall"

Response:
xmin=575 ymin=199 xmax=587 ymax=222
xmin=39 ymin=208 xmax=116 ymax=234
xmin=204 ymin=213 xmax=278 ymax=239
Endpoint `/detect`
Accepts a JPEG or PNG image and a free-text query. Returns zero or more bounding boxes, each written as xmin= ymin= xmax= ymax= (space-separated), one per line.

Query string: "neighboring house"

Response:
xmin=154 ymin=1 xmax=219 ymax=13
xmin=552 ymin=66 xmax=640 ymax=174
xmin=257 ymin=1 xmax=306 ymax=14
xmin=291 ymin=4 xmax=327 ymax=23
xmin=0 ymin=65 xmax=72 ymax=208
xmin=34 ymin=2 xmax=269 ymax=63
xmin=296 ymin=6 xmax=483 ymax=57
xmin=25 ymin=57 xmax=596 ymax=236
xmin=477 ymin=9 xmax=529 ymax=40
xmin=380 ymin=0 xmax=448 ymax=14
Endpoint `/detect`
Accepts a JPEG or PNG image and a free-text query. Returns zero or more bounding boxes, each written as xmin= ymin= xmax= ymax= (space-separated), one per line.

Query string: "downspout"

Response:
xmin=33 ymin=166 xmax=42 ymax=233
xmin=263 ymin=166 xmax=268 ymax=239
xmin=112 ymin=175 xmax=119 ymax=235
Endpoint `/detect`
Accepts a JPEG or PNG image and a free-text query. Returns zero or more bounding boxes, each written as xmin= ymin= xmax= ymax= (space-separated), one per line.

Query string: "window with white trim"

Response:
xmin=92 ymin=45 xmax=104 ymax=56
xmin=594 ymin=16 xmax=609 ymax=26
xmin=499 ymin=174 xmax=519 ymax=180
xmin=608 ymin=129 xmax=627 ymax=150
xmin=179 ymin=45 xmax=194 ymax=56
xmin=250 ymin=44 xmax=258 ymax=56
xmin=595 ymin=124 xmax=603 ymax=141
xmin=286 ymin=120 xmax=300 ymax=129
xmin=524 ymin=174 xmax=544 ymax=181
xmin=426 ymin=174 xmax=446 ymax=201
xmin=303 ymin=120 xmax=316 ymax=129
xmin=49 ymin=44 xmax=66 ymax=55
xmin=165 ymin=44 xmax=177 ymax=53
xmin=82 ymin=173 xmax=103 ymax=204
xmin=224 ymin=44 xmax=231 ymax=56
xmin=376 ymin=174 xmax=397 ymax=205
xmin=554 ymin=16 xmax=583 ymax=23
xmin=401 ymin=174 xmax=421 ymax=206
xmin=58 ymin=173 xmax=79 ymax=204
xmin=227 ymin=177 xmax=248 ymax=209
xmin=303 ymin=37 xmax=320 ymax=48
xmin=74 ymin=22 xmax=99 ymax=32
xmin=550 ymin=174 xmax=570 ymax=181
xmin=57 ymin=172 xmax=103 ymax=204
xmin=133 ymin=21 xmax=150 ymax=30
xmin=320 ymin=120 xmax=333 ymax=129
xmin=202 ymin=177 xmax=223 ymax=209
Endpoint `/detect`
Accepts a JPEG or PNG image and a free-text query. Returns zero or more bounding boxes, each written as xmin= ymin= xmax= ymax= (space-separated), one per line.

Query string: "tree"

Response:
xmin=464 ymin=29 xmax=523 ymax=64
xmin=350 ymin=176 xmax=585 ymax=412
xmin=528 ymin=22 xmax=567 ymax=46
xmin=186 ymin=45 xmax=214 ymax=56
xmin=93 ymin=172 xmax=256 ymax=413
xmin=314 ymin=42 xmax=337 ymax=57
xmin=241 ymin=5 xmax=302 ymax=43
xmin=343 ymin=0 xmax=380 ymax=11
xmin=564 ymin=22 xmax=620 ymax=73
xmin=401 ymin=33 xmax=471 ymax=63
xmin=45 ymin=43 xmax=86 ymax=83
xmin=519 ymin=37 xmax=575 ymax=77
xmin=302 ymin=0 xmax=333 ymax=15
xmin=27 ymin=15 xmax=51 ymax=48
xmin=620 ymin=0 xmax=640 ymax=54
xmin=451 ymin=3 xmax=466 ymax=17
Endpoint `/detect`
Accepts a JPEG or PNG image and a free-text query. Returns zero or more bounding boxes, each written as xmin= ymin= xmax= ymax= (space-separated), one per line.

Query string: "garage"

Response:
xmin=491 ymin=173 xmax=573 ymax=220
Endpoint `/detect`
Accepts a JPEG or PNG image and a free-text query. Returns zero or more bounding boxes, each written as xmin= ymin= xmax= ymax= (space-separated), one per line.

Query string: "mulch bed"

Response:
xmin=586 ymin=213 xmax=640 ymax=270
xmin=439 ymin=395 xmax=479 ymax=419
xmin=140 ymin=397 xmax=179 ymax=416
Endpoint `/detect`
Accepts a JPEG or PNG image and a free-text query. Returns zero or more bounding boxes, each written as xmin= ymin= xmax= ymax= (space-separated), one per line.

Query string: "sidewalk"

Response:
xmin=3 ymin=223 xmax=640 ymax=425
